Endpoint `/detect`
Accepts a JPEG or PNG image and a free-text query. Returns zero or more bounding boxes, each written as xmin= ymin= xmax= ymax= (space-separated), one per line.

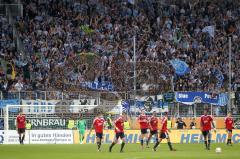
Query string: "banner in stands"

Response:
xmin=21 ymin=100 xmax=121 ymax=114
xmin=75 ymin=130 xmax=240 ymax=144
xmin=0 ymin=99 xmax=19 ymax=108
xmin=80 ymin=82 xmax=113 ymax=91
xmin=175 ymin=92 xmax=228 ymax=106
xmin=21 ymin=100 xmax=59 ymax=113
xmin=74 ymin=99 xmax=121 ymax=114
xmin=132 ymin=95 xmax=168 ymax=113
xmin=2 ymin=130 xmax=73 ymax=144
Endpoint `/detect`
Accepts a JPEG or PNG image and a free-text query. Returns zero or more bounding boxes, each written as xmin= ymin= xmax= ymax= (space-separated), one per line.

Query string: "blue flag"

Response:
xmin=218 ymin=93 xmax=228 ymax=106
xmin=170 ymin=59 xmax=190 ymax=76
xmin=122 ymin=100 xmax=130 ymax=113
xmin=212 ymin=69 xmax=224 ymax=88
xmin=0 ymin=99 xmax=19 ymax=110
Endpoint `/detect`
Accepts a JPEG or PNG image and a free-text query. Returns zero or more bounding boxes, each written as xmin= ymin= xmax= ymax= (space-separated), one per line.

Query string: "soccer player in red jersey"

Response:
xmin=146 ymin=111 xmax=158 ymax=148
xmin=109 ymin=112 xmax=127 ymax=153
xmin=200 ymin=109 xmax=216 ymax=150
xmin=225 ymin=112 xmax=234 ymax=146
xmin=137 ymin=110 xmax=149 ymax=150
xmin=16 ymin=111 xmax=26 ymax=144
xmin=89 ymin=112 xmax=105 ymax=151
xmin=153 ymin=112 xmax=176 ymax=151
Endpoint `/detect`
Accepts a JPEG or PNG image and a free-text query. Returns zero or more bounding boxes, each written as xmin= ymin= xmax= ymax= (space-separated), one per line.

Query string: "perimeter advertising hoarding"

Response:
xmin=1 ymin=130 xmax=73 ymax=144
xmin=1 ymin=130 xmax=239 ymax=144
xmin=74 ymin=130 xmax=240 ymax=144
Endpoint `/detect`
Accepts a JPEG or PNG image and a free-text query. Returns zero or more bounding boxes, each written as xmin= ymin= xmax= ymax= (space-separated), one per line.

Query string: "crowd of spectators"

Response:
xmin=0 ymin=0 xmax=240 ymax=94
xmin=0 ymin=15 xmax=19 ymax=93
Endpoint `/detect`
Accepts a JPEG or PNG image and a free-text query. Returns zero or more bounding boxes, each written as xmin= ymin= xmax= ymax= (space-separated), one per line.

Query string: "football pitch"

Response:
xmin=0 ymin=143 xmax=239 ymax=159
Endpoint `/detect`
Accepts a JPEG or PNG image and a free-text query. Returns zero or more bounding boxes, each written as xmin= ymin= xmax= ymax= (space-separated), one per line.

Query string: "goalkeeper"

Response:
xmin=76 ymin=114 xmax=87 ymax=144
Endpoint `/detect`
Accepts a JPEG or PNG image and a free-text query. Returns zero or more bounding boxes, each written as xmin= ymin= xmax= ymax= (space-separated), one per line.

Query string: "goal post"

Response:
xmin=4 ymin=104 xmax=123 ymax=131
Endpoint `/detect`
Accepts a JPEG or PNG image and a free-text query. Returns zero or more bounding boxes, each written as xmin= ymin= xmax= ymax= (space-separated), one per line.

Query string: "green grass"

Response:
xmin=0 ymin=143 xmax=239 ymax=159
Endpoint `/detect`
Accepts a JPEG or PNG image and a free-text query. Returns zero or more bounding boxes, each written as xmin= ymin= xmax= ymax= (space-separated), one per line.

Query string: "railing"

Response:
xmin=0 ymin=91 xmax=128 ymax=101
xmin=1 ymin=91 xmax=93 ymax=100
xmin=0 ymin=91 xmax=240 ymax=117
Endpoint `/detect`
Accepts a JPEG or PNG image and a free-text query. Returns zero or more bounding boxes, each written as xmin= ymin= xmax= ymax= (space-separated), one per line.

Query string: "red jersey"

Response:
xmin=16 ymin=115 xmax=26 ymax=129
xmin=93 ymin=117 xmax=105 ymax=133
xmin=114 ymin=116 xmax=124 ymax=133
xmin=138 ymin=114 xmax=149 ymax=129
xmin=225 ymin=117 xmax=234 ymax=130
xmin=149 ymin=116 xmax=158 ymax=131
xmin=161 ymin=116 xmax=168 ymax=133
xmin=200 ymin=115 xmax=213 ymax=131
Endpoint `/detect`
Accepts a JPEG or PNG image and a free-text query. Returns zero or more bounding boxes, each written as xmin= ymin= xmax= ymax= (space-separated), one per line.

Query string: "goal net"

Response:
xmin=4 ymin=104 xmax=122 ymax=131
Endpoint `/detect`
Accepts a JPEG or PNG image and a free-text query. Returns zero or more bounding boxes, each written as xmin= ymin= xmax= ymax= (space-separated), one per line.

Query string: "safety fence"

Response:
xmin=0 ymin=91 xmax=239 ymax=118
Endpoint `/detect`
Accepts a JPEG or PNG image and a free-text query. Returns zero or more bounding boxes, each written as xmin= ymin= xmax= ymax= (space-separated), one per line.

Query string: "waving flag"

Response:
xmin=212 ymin=68 xmax=224 ymax=88
xmin=218 ymin=93 xmax=228 ymax=106
xmin=128 ymin=0 xmax=135 ymax=5
xmin=170 ymin=59 xmax=190 ymax=76
xmin=122 ymin=100 xmax=130 ymax=113
xmin=202 ymin=25 xmax=215 ymax=38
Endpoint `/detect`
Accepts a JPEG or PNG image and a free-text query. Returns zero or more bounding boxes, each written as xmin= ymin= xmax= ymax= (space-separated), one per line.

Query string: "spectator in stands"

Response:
xmin=0 ymin=118 xmax=4 ymax=130
xmin=190 ymin=118 xmax=197 ymax=129
xmin=175 ymin=117 xmax=187 ymax=129
xmin=14 ymin=79 xmax=24 ymax=91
